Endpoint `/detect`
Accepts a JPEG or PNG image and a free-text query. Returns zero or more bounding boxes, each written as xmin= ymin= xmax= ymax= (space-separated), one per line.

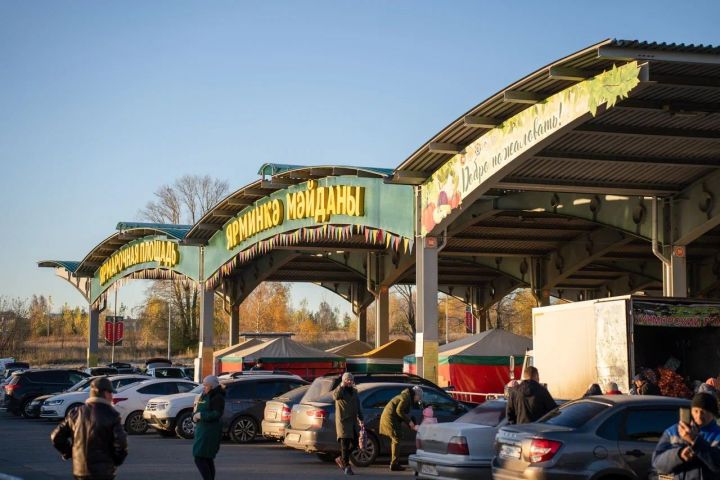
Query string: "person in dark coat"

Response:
xmin=506 ymin=366 xmax=556 ymax=424
xmin=652 ymin=393 xmax=720 ymax=479
xmin=584 ymin=383 xmax=602 ymax=397
xmin=633 ymin=372 xmax=662 ymax=395
xmin=51 ymin=377 xmax=128 ymax=480
xmin=192 ymin=375 xmax=226 ymax=480
xmin=380 ymin=386 xmax=422 ymax=471
xmin=333 ymin=372 xmax=364 ymax=476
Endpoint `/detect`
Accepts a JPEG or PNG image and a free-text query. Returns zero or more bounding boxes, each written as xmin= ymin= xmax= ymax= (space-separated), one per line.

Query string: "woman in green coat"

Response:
xmin=193 ymin=375 xmax=226 ymax=480
xmin=334 ymin=372 xmax=364 ymax=475
xmin=380 ymin=386 xmax=423 ymax=471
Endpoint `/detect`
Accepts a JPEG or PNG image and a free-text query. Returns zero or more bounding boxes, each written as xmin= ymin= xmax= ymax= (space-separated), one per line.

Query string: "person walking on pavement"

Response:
xmin=652 ymin=392 xmax=720 ymax=478
xmin=50 ymin=377 xmax=128 ymax=480
xmin=192 ymin=375 xmax=226 ymax=480
xmin=506 ymin=366 xmax=556 ymax=424
xmin=380 ymin=385 xmax=423 ymax=472
xmin=333 ymin=372 xmax=364 ymax=476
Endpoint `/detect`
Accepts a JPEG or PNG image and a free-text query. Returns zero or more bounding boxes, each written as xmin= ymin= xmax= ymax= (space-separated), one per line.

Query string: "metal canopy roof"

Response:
xmin=186 ymin=163 xmax=393 ymax=242
xmin=72 ymin=223 xmax=191 ymax=277
xmin=391 ymin=38 xmax=720 ymax=189
xmin=37 ymin=260 xmax=82 ymax=273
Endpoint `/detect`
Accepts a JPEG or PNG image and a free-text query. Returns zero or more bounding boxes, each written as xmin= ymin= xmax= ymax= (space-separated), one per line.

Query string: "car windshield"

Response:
xmin=539 ymin=400 xmax=610 ymax=428
xmin=68 ymin=378 xmax=93 ymax=392
xmin=456 ymin=402 xmax=506 ymax=426
xmin=302 ymin=377 xmax=336 ymax=403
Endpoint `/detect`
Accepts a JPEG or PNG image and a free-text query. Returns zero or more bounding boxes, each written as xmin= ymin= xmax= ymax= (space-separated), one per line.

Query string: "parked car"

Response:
xmin=147 ymin=367 xmax=190 ymax=379
xmin=284 ymin=382 xmax=469 ymax=467
xmin=410 ymin=399 xmax=507 ymax=480
xmin=492 ymin=395 xmax=689 ymax=480
xmin=25 ymin=376 xmax=96 ymax=419
xmin=1 ymin=369 xmax=89 ymax=417
xmin=41 ymin=374 xmax=148 ymax=420
xmin=84 ymin=367 xmax=119 ymax=376
xmin=113 ymin=378 xmax=198 ymax=434
xmin=220 ymin=375 xmax=309 ymax=444
xmin=144 ymin=384 xmax=205 ymax=438
xmin=145 ymin=358 xmax=172 ymax=370
xmin=107 ymin=362 xmax=137 ymax=374
xmin=262 ymin=384 xmax=311 ymax=440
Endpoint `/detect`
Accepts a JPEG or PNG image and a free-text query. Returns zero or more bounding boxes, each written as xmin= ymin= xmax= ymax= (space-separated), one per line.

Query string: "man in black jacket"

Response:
xmin=507 ymin=366 xmax=556 ymax=424
xmin=51 ymin=377 xmax=128 ymax=480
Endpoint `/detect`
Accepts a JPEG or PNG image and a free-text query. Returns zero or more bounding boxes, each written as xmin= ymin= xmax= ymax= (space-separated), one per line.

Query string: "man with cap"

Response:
xmin=653 ymin=392 xmax=720 ymax=479
xmin=380 ymin=385 xmax=423 ymax=471
xmin=51 ymin=377 xmax=128 ymax=480
xmin=333 ymin=372 xmax=364 ymax=475
xmin=192 ymin=375 xmax=225 ymax=480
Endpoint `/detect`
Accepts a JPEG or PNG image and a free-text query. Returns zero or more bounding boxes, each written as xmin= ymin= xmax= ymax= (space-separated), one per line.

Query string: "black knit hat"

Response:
xmin=692 ymin=392 xmax=719 ymax=417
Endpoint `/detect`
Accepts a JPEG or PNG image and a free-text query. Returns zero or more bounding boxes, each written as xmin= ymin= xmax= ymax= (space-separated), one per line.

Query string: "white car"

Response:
xmin=41 ymin=375 xmax=148 ymax=420
xmin=144 ymin=384 xmax=204 ymax=438
xmin=113 ymin=378 xmax=197 ymax=434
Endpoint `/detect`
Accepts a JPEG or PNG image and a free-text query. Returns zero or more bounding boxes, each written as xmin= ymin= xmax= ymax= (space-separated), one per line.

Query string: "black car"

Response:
xmin=1 ymin=369 xmax=89 ymax=417
xmin=107 ymin=362 xmax=137 ymax=374
xmin=84 ymin=367 xmax=119 ymax=376
xmin=220 ymin=375 xmax=309 ymax=443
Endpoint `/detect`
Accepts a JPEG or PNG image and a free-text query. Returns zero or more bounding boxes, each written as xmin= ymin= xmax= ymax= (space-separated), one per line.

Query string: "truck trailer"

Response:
xmin=530 ymin=295 xmax=720 ymax=400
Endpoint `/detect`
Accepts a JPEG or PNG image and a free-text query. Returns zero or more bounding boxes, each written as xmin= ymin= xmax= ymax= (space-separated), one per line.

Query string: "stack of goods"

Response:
xmin=656 ymin=367 xmax=692 ymax=398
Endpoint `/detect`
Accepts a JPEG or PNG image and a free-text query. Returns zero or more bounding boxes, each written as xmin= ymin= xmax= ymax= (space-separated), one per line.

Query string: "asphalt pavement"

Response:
xmin=0 ymin=413 xmax=413 ymax=479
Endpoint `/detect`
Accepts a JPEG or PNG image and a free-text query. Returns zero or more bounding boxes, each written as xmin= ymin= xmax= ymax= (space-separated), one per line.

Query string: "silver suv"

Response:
xmin=493 ymin=395 xmax=689 ymax=480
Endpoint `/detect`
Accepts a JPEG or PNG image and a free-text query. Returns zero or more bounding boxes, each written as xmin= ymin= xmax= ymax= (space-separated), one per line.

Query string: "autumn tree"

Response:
xmin=139 ymin=175 xmax=229 ymax=351
xmin=390 ymin=285 xmax=416 ymax=339
xmin=491 ymin=288 xmax=537 ymax=337
xmin=29 ymin=294 xmax=51 ymax=337
xmin=0 ymin=296 xmax=30 ymax=355
xmin=238 ymin=283 xmax=292 ymax=333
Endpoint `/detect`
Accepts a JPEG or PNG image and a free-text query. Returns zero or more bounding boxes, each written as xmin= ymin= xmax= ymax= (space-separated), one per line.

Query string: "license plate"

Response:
xmin=420 ymin=464 xmax=438 ymax=476
xmin=286 ymin=433 xmax=300 ymax=443
xmin=499 ymin=444 xmax=521 ymax=460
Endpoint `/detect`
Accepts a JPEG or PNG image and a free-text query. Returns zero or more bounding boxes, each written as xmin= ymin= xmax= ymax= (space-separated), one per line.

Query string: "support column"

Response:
xmin=416 ymin=236 xmax=439 ymax=383
xmin=663 ymin=246 xmax=688 ymax=297
xmin=87 ymin=305 xmax=100 ymax=367
xmin=375 ymin=286 xmax=390 ymax=348
xmin=197 ymin=281 xmax=215 ymax=381
xmin=229 ymin=302 xmax=240 ymax=347
xmin=357 ymin=308 xmax=367 ymax=343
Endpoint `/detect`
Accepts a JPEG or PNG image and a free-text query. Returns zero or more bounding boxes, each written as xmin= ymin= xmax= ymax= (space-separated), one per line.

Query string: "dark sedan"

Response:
xmin=284 ymin=382 xmax=469 ymax=467
xmin=493 ymin=395 xmax=689 ymax=480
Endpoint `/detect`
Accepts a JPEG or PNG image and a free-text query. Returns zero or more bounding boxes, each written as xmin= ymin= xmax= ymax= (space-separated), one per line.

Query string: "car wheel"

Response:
xmin=175 ymin=411 xmax=195 ymax=439
xmin=22 ymin=399 xmax=38 ymax=419
xmin=125 ymin=411 xmax=149 ymax=435
xmin=316 ymin=452 xmax=336 ymax=463
xmin=65 ymin=403 xmax=83 ymax=419
xmin=229 ymin=416 xmax=257 ymax=444
xmin=350 ymin=432 xmax=379 ymax=468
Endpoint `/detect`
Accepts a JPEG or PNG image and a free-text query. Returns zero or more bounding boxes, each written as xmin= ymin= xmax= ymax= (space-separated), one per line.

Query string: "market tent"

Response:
xmin=326 ymin=340 xmax=373 ymax=356
xmin=404 ymin=329 xmax=531 ymax=394
xmin=213 ymin=338 xmax=265 ymax=374
xmin=215 ymin=336 xmax=345 ymax=380
xmin=347 ymin=339 xmax=415 ymax=373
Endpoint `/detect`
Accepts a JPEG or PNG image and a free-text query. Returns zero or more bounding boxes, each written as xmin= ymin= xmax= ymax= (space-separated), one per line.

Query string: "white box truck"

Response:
xmin=530 ymin=295 xmax=720 ymax=400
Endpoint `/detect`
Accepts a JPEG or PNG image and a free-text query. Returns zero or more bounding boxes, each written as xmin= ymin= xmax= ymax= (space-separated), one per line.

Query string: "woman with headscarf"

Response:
xmin=192 ymin=375 xmax=225 ymax=480
xmin=380 ymin=386 xmax=423 ymax=472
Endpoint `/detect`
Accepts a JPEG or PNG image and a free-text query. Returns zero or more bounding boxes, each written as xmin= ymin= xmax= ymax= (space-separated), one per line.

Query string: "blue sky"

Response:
xmin=1 ymin=0 xmax=718 ymax=316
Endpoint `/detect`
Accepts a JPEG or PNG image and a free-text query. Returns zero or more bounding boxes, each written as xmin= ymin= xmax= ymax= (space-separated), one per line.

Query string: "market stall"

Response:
xmin=326 ymin=340 xmax=373 ymax=356
xmin=346 ymin=339 xmax=414 ymax=373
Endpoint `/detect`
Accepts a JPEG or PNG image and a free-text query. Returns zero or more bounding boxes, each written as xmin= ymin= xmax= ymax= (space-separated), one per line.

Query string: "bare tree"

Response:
xmin=392 ymin=285 xmax=416 ymax=340
xmin=139 ymin=175 xmax=230 ymax=351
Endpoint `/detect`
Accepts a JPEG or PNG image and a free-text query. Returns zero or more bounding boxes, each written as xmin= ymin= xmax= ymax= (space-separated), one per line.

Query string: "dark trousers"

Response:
xmin=339 ymin=437 xmax=353 ymax=466
xmin=194 ymin=456 xmax=215 ymax=480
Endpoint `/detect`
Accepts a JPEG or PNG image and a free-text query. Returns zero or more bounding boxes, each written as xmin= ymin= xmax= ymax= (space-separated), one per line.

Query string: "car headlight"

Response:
xmin=44 ymin=399 xmax=64 ymax=406
xmin=156 ymin=402 xmax=169 ymax=410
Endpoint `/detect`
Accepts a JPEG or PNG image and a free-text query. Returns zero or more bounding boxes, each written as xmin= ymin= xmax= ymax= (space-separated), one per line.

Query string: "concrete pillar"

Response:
xmin=663 ymin=246 xmax=688 ymax=297
xmin=375 ymin=286 xmax=390 ymax=348
xmin=196 ymin=281 xmax=215 ymax=382
xmin=87 ymin=305 xmax=100 ymax=367
xmin=230 ymin=302 xmax=240 ymax=347
xmin=477 ymin=308 xmax=488 ymax=333
xmin=357 ymin=307 xmax=367 ymax=342
xmin=416 ymin=236 xmax=439 ymax=383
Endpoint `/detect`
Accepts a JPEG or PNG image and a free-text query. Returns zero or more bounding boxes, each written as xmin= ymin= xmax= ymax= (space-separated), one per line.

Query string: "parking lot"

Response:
xmin=0 ymin=413 xmax=413 ymax=480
